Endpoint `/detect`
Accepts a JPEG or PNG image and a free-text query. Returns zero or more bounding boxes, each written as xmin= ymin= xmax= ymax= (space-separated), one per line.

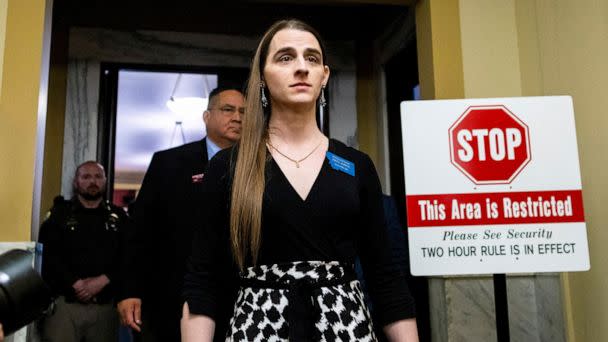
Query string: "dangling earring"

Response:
xmin=320 ymin=85 xmax=327 ymax=107
xmin=260 ymin=82 xmax=268 ymax=108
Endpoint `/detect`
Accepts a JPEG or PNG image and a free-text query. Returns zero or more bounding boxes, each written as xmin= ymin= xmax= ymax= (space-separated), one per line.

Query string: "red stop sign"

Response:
xmin=449 ymin=105 xmax=531 ymax=184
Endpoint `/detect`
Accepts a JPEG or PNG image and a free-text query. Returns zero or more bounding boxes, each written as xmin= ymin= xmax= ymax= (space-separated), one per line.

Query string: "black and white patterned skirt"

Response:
xmin=226 ymin=261 xmax=377 ymax=342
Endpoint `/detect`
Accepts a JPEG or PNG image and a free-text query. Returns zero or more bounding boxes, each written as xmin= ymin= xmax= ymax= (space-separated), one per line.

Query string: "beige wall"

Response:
xmin=0 ymin=0 xmax=46 ymax=241
xmin=0 ymin=0 xmax=7 ymax=96
xmin=40 ymin=64 xmax=67 ymax=223
xmin=459 ymin=0 xmax=522 ymax=98
xmin=415 ymin=0 xmax=464 ymax=100
xmin=40 ymin=18 xmax=68 ymax=224
xmin=522 ymin=2 xmax=608 ymax=341
xmin=515 ymin=1 xmax=608 ymax=340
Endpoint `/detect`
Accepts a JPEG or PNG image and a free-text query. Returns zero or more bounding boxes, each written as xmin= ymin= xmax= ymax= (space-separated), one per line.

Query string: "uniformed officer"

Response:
xmin=38 ymin=161 xmax=127 ymax=342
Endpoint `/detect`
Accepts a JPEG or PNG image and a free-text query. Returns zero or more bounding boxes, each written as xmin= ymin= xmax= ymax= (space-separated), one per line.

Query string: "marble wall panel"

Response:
xmin=428 ymin=274 xmax=566 ymax=342
xmin=328 ymin=71 xmax=358 ymax=148
xmin=446 ymin=277 xmax=497 ymax=342
xmin=507 ymin=274 xmax=565 ymax=342
xmin=60 ymin=60 xmax=100 ymax=197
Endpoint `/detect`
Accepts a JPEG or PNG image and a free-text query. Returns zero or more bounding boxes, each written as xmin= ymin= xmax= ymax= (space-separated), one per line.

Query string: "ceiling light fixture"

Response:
xmin=166 ymin=73 xmax=208 ymax=122
xmin=166 ymin=73 xmax=209 ymax=147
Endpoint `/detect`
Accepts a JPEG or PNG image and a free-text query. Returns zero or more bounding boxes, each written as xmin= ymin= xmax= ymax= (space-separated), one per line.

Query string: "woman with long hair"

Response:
xmin=182 ymin=19 xmax=418 ymax=341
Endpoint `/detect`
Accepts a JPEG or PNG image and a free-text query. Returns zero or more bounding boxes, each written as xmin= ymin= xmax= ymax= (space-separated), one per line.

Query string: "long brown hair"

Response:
xmin=230 ymin=19 xmax=328 ymax=270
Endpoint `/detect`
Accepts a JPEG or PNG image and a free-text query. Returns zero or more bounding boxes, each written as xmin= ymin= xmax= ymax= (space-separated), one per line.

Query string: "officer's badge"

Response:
xmin=66 ymin=218 xmax=78 ymax=231
xmin=106 ymin=212 xmax=119 ymax=231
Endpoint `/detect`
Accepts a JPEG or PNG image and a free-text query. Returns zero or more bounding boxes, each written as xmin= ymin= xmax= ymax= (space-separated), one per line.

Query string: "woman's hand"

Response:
xmin=383 ymin=318 xmax=419 ymax=342
xmin=181 ymin=302 xmax=216 ymax=342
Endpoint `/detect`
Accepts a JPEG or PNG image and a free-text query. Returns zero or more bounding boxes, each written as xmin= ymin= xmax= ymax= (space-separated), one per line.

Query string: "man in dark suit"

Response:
xmin=117 ymin=87 xmax=245 ymax=341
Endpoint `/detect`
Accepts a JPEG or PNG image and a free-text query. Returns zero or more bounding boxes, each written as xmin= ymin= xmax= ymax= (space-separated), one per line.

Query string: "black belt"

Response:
xmin=241 ymin=271 xmax=357 ymax=342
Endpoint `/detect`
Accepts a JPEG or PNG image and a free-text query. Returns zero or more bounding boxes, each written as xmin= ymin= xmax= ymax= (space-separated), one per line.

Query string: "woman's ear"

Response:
xmin=323 ymin=65 xmax=330 ymax=85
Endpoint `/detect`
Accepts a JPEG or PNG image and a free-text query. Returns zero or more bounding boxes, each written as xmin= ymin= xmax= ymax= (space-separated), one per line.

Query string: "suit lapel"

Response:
xmin=183 ymin=139 xmax=207 ymax=171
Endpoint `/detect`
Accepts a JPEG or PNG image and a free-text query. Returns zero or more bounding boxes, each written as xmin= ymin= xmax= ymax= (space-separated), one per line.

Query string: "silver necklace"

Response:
xmin=267 ymin=139 xmax=323 ymax=168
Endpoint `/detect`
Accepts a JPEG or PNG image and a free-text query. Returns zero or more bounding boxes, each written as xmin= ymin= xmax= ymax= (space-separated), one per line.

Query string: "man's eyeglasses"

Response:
xmin=210 ymin=106 xmax=245 ymax=116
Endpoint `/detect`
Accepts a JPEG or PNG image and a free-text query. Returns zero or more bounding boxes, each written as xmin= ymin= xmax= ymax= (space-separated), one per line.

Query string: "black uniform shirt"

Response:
xmin=38 ymin=198 xmax=126 ymax=303
xmin=183 ymin=139 xmax=416 ymax=329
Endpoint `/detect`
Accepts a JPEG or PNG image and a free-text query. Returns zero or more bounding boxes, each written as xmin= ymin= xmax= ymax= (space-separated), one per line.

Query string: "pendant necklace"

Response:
xmin=267 ymin=139 xmax=323 ymax=168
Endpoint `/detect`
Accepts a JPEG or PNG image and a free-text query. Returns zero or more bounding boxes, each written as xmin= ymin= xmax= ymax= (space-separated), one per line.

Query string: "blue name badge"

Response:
xmin=326 ymin=152 xmax=355 ymax=176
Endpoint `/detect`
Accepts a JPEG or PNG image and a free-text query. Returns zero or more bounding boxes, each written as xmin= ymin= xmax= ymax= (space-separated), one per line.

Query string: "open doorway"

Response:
xmin=112 ymin=70 xmax=217 ymax=210
xmin=97 ymin=64 xmax=248 ymax=208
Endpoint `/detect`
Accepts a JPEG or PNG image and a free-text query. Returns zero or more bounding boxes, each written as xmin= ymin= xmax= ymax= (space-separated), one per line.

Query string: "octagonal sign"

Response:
xmin=449 ymin=105 xmax=531 ymax=184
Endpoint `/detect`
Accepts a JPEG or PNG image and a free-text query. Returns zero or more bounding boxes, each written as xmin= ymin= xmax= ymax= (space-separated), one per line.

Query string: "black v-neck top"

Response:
xmin=183 ymin=139 xmax=415 ymax=328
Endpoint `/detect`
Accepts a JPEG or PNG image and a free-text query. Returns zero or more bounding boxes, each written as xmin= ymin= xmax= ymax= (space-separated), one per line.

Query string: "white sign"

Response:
xmin=401 ymin=96 xmax=589 ymax=276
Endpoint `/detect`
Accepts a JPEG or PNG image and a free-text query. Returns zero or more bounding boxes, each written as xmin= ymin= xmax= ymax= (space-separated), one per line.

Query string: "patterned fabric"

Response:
xmin=226 ymin=261 xmax=377 ymax=342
